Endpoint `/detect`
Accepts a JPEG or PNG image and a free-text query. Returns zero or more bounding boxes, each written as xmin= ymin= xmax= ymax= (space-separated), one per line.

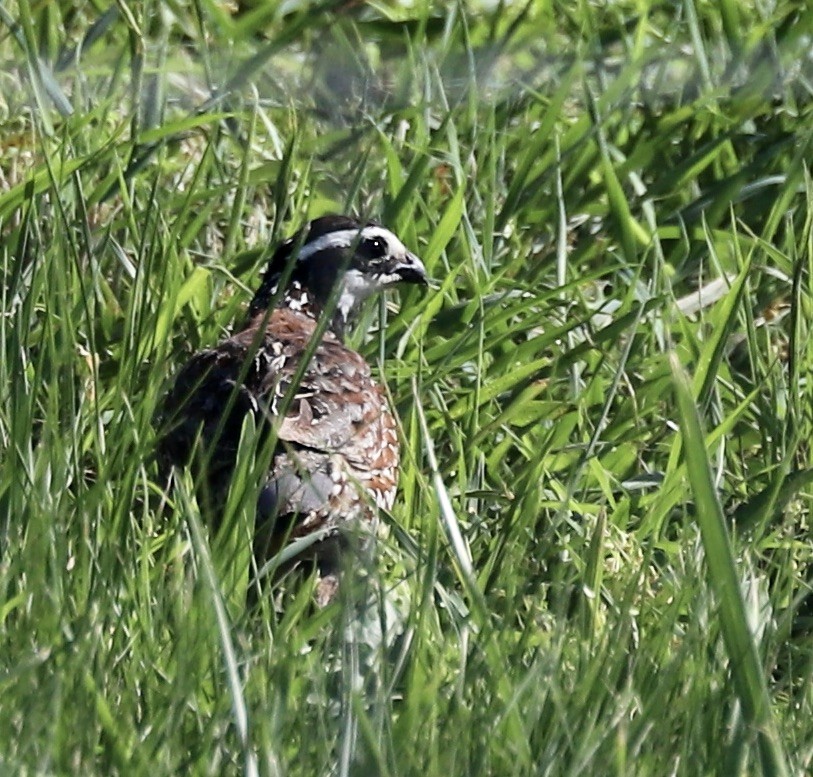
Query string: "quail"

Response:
xmin=158 ymin=215 xmax=427 ymax=604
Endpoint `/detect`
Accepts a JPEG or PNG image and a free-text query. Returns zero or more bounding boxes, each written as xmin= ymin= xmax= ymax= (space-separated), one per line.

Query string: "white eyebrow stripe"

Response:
xmin=295 ymin=225 xmax=406 ymax=261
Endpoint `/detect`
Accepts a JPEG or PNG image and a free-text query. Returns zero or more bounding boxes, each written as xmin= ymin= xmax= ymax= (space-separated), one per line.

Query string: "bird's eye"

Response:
xmin=360 ymin=236 xmax=388 ymax=259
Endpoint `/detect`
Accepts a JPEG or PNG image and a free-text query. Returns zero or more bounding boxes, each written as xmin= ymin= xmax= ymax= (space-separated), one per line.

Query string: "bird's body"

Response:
xmin=158 ymin=215 xmax=426 ymax=603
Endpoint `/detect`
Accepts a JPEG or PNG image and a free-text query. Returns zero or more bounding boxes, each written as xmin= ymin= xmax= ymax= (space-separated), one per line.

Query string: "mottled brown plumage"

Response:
xmin=158 ymin=215 xmax=426 ymax=603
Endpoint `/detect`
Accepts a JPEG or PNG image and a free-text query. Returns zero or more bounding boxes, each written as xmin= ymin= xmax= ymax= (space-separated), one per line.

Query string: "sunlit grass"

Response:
xmin=1 ymin=1 xmax=813 ymax=774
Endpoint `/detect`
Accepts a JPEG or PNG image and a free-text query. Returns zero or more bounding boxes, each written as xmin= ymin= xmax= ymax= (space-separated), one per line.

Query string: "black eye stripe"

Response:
xmin=361 ymin=235 xmax=388 ymax=259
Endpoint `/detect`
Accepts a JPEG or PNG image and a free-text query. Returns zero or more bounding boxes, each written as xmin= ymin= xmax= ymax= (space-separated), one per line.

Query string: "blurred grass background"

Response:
xmin=1 ymin=1 xmax=813 ymax=774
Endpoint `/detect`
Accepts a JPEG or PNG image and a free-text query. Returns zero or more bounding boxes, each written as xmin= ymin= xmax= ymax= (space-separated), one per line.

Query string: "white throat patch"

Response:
xmin=337 ymin=269 xmax=388 ymax=321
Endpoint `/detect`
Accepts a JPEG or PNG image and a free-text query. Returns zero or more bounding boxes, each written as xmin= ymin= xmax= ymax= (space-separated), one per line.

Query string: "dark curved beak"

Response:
xmin=395 ymin=251 xmax=429 ymax=286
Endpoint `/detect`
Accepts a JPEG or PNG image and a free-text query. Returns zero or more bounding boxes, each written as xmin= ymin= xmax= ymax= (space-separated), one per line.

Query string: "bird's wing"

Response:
xmin=158 ymin=308 xmax=396 ymax=531
xmin=253 ymin=311 xmax=396 ymax=522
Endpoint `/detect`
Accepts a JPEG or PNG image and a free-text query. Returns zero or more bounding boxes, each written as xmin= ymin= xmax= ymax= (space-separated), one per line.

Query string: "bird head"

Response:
xmin=248 ymin=215 xmax=428 ymax=333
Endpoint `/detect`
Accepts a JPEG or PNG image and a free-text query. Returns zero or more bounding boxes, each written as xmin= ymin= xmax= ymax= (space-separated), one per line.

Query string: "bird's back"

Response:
xmin=158 ymin=307 xmax=399 ymax=549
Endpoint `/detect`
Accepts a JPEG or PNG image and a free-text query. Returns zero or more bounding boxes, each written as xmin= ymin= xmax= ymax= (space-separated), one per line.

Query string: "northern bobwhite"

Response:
xmin=158 ymin=215 xmax=427 ymax=603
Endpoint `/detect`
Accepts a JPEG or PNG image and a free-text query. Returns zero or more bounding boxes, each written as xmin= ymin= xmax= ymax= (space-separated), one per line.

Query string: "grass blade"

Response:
xmin=671 ymin=353 xmax=790 ymax=776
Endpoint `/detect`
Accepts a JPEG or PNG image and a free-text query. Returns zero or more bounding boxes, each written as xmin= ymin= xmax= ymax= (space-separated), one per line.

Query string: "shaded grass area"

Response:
xmin=2 ymin=1 xmax=813 ymax=774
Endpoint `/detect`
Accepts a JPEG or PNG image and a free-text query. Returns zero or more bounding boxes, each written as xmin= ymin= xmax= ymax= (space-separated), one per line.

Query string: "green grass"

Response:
xmin=2 ymin=1 xmax=813 ymax=774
